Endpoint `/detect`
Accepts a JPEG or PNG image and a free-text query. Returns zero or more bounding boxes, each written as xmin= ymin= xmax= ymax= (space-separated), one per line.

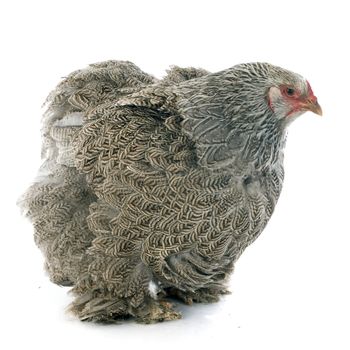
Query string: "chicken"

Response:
xmin=19 ymin=61 xmax=322 ymax=323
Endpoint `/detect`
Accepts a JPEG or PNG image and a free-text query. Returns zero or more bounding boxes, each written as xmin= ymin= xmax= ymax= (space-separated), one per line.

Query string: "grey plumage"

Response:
xmin=19 ymin=60 xmax=319 ymax=323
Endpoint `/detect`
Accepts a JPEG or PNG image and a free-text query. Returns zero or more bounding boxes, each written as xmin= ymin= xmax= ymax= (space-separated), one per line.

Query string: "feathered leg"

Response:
xmin=68 ymin=201 xmax=181 ymax=323
xmin=165 ymin=287 xmax=231 ymax=305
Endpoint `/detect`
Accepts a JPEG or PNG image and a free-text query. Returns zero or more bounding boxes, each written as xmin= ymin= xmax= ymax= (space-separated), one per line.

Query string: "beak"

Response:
xmin=305 ymin=99 xmax=323 ymax=116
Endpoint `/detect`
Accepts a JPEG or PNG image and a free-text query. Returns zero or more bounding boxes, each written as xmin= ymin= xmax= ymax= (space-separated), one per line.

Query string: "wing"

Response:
xmin=74 ymin=94 xmax=241 ymax=292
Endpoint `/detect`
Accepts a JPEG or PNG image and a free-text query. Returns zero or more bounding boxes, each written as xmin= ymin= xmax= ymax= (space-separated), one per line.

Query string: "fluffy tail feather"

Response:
xmin=18 ymin=61 xmax=157 ymax=285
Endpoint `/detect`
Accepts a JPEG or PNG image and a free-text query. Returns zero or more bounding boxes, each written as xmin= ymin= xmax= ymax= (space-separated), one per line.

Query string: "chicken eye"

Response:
xmin=286 ymin=87 xmax=295 ymax=96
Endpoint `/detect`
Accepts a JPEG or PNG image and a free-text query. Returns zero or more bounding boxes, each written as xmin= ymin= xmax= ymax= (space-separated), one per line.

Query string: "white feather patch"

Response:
xmin=54 ymin=112 xmax=84 ymax=127
xmin=148 ymin=281 xmax=159 ymax=299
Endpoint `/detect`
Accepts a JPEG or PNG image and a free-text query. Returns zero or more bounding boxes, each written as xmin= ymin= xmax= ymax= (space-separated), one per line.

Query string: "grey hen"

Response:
xmin=19 ymin=60 xmax=321 ymax=323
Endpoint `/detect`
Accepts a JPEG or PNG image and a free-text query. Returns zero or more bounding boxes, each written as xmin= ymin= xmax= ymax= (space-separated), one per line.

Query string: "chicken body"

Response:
xmin=19 ymin=61 xmax=319 ymax=323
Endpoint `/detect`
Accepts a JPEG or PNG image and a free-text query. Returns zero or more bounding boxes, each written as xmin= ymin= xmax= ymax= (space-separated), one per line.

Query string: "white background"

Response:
xmin=1 ymin=1 xmax=349 ymax=349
